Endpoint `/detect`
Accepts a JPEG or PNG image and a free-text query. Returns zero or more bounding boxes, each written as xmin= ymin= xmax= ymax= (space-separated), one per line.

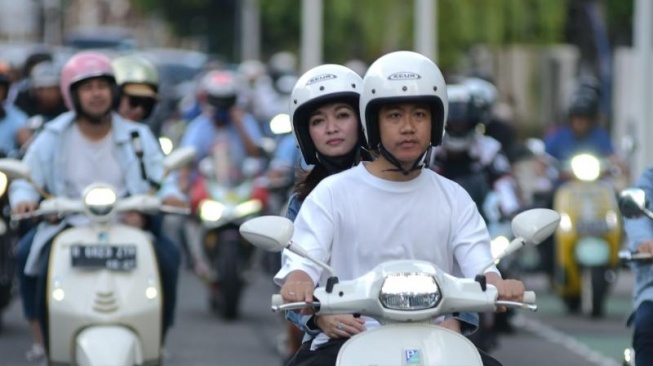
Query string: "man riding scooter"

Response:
xmin=11 ymin=51 xmax=186 ymax=361
xmin=544 ymin=77 xmax=624 ymax=317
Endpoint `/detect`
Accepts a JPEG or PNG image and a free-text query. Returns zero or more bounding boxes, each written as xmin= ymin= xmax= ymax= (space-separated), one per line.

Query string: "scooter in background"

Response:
xmin=0 ymin=147 xmax=194 ymax=365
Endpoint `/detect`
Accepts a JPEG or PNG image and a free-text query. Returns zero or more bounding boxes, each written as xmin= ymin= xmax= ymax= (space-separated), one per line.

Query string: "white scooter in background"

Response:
xmin=239 ymin=208 xmax=560 ymax=366
xmin=0 ymin=147 xmax=194 ymax=366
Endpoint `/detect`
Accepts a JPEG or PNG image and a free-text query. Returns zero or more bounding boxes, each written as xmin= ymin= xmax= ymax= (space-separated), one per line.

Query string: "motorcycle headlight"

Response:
xmin=199 ymin=200 xmax=225 ymax=222
xmin=83 ymin=186 xmax=117 ymax=216
xmin=269 ymin=113 xmax=292 ymax=135
xmin=379 ymin=273 xmax=441 ymax=310
xmin=0 ymin=171 xmax=7 ymax=197
xmin=234 ymin=199 xmax=263 ymax=218
xmin=158 ymin=137 xmax=174 ymax=156
xmin=570 ymin=154 xmax=601 ymax=181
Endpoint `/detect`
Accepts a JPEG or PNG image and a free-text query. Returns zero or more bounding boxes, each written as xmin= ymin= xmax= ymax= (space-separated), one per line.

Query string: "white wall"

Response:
xmin=0 ymin=0 xmax=38 ymax=41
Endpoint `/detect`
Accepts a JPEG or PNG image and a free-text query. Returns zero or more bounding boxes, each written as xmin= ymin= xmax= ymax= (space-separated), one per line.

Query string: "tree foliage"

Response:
xmin=133 ymin=0 xmax=637 ymax=70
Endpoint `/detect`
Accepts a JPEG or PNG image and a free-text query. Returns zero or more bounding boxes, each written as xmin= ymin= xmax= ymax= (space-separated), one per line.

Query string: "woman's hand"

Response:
xmin=316 ymin=315 xmax=366 ymax=339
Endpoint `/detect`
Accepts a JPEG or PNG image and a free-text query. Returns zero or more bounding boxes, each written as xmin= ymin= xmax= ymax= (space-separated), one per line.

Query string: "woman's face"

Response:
xmin=308 ymin=102 xmax=359 ymax=157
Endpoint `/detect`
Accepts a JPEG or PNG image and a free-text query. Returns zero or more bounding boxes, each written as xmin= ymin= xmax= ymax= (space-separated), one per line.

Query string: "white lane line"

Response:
xmin=514 ymin=315 xmax=622 ymax=366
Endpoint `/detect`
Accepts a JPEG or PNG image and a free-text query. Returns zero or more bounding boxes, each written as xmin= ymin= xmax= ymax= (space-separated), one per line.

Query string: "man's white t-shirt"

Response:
xmin=65 ymin=124 xmax=125 ymax=226
xmin=274 ymin=163 xmax=498 ymax=349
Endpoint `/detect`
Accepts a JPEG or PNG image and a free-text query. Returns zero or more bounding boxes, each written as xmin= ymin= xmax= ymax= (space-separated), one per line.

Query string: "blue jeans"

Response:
xmin=15 ymin=221 xmax=180 ymax=346
xmin=15 ymin=228 xmax=38 ymax=320
xmin=634 ymin=301 xmax=653 ymax=366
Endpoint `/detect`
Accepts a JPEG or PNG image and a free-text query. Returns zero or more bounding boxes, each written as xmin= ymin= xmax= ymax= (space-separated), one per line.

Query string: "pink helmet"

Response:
xmin=60 ymin=51 xmax=115 ymax=110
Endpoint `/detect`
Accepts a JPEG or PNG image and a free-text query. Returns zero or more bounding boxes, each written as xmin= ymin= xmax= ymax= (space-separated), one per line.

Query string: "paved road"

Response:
xmin=0 ymin=266 xmax=635 ymax=366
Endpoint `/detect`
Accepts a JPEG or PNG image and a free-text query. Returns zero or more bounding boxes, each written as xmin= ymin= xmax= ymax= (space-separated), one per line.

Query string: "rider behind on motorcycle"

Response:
xmin=177 ymin=69 xmax=264 ymax=280
xmin=15 ymin=61 xmax=68 ymax=121
xmin=11 ymin=51 xmax=186 ymax=359
xmin=112 ymin=54 xmax=160 ymax=124
xmin=431 ymin=82 xmax=521 ymax=220
xmin=0 ymin=60 xmax=29 ymax=158
xmin=622 ymin=168 xmax=653 ymax=366
xmin=544 ymin=76 xmax=623 ymax=169
xmin=275 ymin=50 xmax=525 ymax=366
xmin=278 ymin=63 xmax=371 ymax=362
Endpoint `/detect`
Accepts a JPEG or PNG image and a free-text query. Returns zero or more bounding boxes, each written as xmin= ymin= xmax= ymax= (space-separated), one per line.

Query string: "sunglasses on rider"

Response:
xmin=127 ymin=95 xmax=156 ymax=110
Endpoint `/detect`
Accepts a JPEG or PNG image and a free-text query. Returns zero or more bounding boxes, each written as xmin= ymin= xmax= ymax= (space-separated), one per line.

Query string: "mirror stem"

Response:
xmin=287 ymin=241 xmax=338 ymax=279
xmin=478 ymin=237 xmax=525 ymax=275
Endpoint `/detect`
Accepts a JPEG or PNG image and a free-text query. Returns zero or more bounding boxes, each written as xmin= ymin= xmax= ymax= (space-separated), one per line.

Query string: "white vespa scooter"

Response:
xmin=239 ymin=208 xmax=560 ymax=366
xmin=0 ymin=147 xmax=195 ymax=366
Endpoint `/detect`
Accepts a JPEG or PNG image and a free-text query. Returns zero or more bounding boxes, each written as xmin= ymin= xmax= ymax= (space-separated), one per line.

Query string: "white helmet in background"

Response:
xmin=360 ymin=50 xmax=448 ymax=149
xmin=290 ymin=64 xmax=363 ymax=164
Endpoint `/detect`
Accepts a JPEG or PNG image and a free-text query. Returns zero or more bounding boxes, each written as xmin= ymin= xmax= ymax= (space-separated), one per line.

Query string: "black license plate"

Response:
xmin=576 ymin=220 xmax=609 ymax=236
xmin=71 ymin=244 xmax=137 ymax=271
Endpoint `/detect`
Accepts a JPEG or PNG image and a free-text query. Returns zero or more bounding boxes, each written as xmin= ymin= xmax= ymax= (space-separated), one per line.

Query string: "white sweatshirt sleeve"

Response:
xmin=274 ymin=185 xmax=335 ymax=286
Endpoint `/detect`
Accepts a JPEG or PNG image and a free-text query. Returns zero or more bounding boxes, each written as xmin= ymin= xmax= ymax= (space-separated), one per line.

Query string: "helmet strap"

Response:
xmin=378 ymin=143 xmax=429 ymax=176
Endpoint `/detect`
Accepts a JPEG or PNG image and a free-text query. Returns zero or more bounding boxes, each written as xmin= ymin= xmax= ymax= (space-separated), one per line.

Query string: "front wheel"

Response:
xmin=213 ymin=238 xmax=243 ymax=320
xmin=581 ymin=266 xmax=610 ymax=318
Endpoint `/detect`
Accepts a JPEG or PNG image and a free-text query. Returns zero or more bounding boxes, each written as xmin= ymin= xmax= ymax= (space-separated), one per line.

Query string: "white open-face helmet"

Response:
xmin=290 ymin=64 xmax=363 ymax=165
xmin=360 ymin=51 xmax=448 ymax=149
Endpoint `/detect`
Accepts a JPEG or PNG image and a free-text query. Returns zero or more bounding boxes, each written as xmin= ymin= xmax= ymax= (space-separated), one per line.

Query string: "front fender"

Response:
xmin=75 ymin=326 xmax=145 ymax=366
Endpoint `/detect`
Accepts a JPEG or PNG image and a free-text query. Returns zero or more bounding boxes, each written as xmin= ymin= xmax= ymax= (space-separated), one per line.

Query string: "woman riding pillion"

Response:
xmin=278 ymin=63 xmax=371 ymax=361
xmin=276 ymin=51 xmax=524 ymax=366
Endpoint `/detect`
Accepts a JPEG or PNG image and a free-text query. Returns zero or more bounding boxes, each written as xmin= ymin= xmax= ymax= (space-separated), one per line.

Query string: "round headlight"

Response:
xmin=0 ymin=171 xmax=7 ymax=197
xmin=199 ymin=200 xmax=225 ymax=222
xmin=83 ymin=186 xmax=117 ymax=216
xmin=159 ymin=137 xmax=174 ymax=156
xmin=570 ymin=154 xmax=601 ymax=181
xmin=269 ymin=113 xmax=292 ymax=135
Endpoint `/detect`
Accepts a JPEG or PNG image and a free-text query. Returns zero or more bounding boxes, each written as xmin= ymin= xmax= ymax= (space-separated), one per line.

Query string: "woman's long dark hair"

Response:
xmin=293 ymin=164 xmax=330 ymax=202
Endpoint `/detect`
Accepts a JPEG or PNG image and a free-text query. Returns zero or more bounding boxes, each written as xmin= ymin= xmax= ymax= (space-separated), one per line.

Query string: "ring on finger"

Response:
xmin=337 ymin=322 xmax=345 ymax=331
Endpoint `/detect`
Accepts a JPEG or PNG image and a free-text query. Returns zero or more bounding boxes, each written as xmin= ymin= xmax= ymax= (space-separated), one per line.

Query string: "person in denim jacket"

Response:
xmin=623 ymin=167 xmax=653 ymax=366
xmin=279 ymin=63 xmax=370 ymax=362
xmin=11 ymin=52 xmax=185 ymax=360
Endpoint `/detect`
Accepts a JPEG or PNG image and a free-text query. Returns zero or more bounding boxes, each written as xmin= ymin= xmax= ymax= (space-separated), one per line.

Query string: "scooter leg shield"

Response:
xmin=76 ymin=326 xmax=144 ymax=366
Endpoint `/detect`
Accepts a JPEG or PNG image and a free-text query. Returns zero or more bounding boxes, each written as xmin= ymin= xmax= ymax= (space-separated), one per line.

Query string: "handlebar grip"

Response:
xmin=272 ymin=294 xmax=284 ymax=307
xmin=522 ymin=291 xmax=536 ymax=305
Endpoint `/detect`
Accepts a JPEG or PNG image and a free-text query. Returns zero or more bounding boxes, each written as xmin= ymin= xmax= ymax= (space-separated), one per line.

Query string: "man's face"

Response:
xmin=378 ymin=103 xmax=432 ymax=164
xmin=75 ymin=78 xmax=113 ymax=119
xmin=34 ymin=86 xmax=62 ymax=108
xmin=569 ymin=115 xmax=593 ymax=137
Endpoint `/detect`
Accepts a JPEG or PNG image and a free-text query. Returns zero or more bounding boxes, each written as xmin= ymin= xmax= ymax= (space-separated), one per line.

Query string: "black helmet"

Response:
xmin=569 ymin=88 xmax=599 ymax=118
xmin=442 ymin=84 xmax=484 ymax=151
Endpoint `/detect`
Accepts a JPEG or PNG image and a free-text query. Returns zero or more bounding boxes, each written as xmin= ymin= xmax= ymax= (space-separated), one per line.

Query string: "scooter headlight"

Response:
xmin=269 ymin=113 xmax=292 ymax=135
xmin=158 ymin=137 xmax=174 ymax=156
xmin=83 ymin=185 xmax=117 ymax=216
xmin=570 ymin=154 xmax=601 ymax=182
xmin=235 ymin=199 xmax=263 ymax=218
xmin=379 ymin=273 xmax=441 ymax=310
xmin=199 ymin=200 xmax=225 ymax=222
xmin=0 ymin=171 xmax=7 ymax=197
